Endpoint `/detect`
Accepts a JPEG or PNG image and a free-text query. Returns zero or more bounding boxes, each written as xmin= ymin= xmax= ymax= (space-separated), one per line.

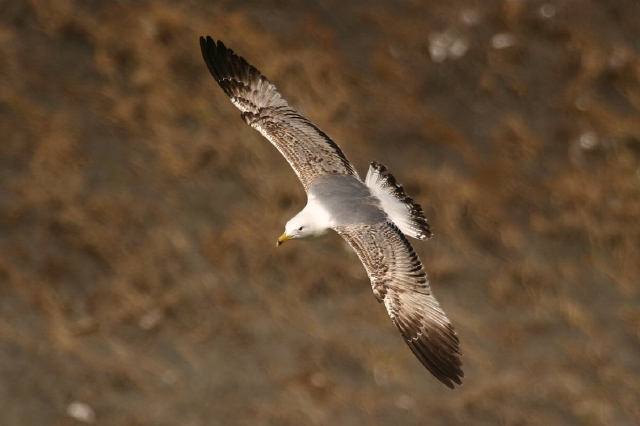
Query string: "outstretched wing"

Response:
xmin=200 ymin=36 xmax=358 ymax=192
xmin=334 ymin=221 xmax=463 ymax=389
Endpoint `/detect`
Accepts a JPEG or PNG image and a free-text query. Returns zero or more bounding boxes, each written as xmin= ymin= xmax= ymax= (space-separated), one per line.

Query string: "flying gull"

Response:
xmin=199 ymin=36 xmax=463 ymax=388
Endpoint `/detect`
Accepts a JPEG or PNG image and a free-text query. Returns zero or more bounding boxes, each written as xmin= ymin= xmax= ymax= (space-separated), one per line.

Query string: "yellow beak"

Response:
xmin=277 ymin=233 xmax=292 ymax=246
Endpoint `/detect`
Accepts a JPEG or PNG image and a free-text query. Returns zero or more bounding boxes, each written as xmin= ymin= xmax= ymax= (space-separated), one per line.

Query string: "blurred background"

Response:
xmin=1 ymin=0 xmax=639 ymax=424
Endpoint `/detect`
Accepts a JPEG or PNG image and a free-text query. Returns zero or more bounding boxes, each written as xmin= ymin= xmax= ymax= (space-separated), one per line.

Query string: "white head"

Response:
xmin=276 ymin=202 xmax=331 ymax=246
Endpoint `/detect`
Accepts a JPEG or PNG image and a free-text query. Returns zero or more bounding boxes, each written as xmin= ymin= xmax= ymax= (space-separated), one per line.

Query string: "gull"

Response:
xmin=199 ymin=36 xmax=463 ymax=388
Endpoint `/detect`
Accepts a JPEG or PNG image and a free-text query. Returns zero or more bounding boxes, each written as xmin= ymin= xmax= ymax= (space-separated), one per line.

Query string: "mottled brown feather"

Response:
xmin=335 ymin=222 xmax=463 ymax=388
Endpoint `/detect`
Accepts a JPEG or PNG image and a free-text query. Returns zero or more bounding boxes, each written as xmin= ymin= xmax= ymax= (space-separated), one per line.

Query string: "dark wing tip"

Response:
xmin=406 ymin=332 xmax=464 ymax=389
xmin=199 ymin=36 xmax=260 ymax=97
xmin=199 ymin=36 xmax=224 ymax=81
xmin=395 ymin=312 xmax=463 ymax=389
xmin=199 ymin=36 xmax=287 ymax=117
xmin=200 ymin=37 xmax=229 ymax=90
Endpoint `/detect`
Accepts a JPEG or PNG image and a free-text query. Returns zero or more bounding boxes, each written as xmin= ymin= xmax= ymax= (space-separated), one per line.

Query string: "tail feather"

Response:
xmin=365 ymin=161 xmax=431 ymax=240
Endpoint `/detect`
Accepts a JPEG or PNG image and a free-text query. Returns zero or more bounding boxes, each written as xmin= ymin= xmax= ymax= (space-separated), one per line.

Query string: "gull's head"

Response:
xmin=277 ymin=205 xmax=330 ymax=246
xmin=277 ymin=216 xmax=314 ymax=246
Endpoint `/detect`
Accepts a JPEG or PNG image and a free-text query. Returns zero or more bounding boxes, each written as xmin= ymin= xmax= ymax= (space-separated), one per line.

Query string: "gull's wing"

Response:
xmin=334 ymin=221 xmax=463 ymax=388
xmin=200 ymin=36 xmax=358 ymax=192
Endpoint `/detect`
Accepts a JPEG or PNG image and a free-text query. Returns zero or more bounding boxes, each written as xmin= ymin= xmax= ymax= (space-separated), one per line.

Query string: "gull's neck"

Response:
xmin=296 ymin=196 xmax=333 ymax=238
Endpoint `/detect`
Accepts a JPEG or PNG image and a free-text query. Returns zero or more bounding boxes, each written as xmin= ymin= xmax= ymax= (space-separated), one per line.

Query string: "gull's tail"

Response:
xmin=365 ymin=161 xmax=432 ymax=241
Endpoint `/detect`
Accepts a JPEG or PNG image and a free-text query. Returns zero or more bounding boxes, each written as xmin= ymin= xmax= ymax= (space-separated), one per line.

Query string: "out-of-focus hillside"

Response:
xmin=1 ymin=0 xmax=639 ymax=424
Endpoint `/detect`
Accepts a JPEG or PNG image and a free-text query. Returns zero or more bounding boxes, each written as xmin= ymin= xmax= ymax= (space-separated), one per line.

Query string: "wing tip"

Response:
xmin=199 ymin=36 xmax=234 ymax=84
xmin=406 ymin=334 xmax=464 ymax=389
xmin=199 ymin=36 xmax=289 ymax=114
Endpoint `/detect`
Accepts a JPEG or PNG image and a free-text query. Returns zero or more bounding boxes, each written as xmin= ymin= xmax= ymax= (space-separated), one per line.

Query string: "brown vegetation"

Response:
xmin=1 ymin=0 xmax=639 ymax=424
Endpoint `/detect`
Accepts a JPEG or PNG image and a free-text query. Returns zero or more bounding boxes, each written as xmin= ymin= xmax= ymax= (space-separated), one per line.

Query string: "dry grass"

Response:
xmin=1 ymin=0 xmax=639 ymax=424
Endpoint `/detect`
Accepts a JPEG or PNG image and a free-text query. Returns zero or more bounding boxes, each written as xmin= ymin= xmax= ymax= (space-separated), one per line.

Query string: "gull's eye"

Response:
xmin=298 ymin=226 xmax=303 ymax=231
